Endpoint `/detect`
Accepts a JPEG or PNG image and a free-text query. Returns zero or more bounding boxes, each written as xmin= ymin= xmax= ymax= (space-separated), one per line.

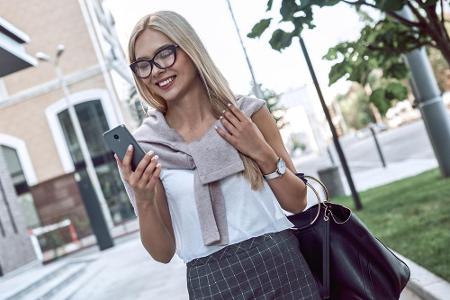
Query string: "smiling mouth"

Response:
xmin=156 ymin=76 xmax=176 ymax=88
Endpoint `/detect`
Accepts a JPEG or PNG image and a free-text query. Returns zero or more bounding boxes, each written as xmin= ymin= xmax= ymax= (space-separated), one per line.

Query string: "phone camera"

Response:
xmin=114 ymin=134 xmax=119 ymax=139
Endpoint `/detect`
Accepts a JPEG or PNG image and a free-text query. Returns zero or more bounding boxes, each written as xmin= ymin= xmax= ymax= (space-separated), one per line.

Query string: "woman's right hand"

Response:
xmin=115 ymin=145 xmax=161 ymax=202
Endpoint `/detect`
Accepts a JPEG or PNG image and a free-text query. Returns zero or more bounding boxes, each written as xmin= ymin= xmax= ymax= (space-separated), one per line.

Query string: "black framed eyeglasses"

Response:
xmin=130 ymin=44 xmax=179 ymax=79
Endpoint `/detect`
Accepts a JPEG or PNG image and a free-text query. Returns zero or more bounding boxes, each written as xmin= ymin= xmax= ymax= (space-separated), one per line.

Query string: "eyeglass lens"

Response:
xmin=133 ymin=46 xmax=177 ymax=78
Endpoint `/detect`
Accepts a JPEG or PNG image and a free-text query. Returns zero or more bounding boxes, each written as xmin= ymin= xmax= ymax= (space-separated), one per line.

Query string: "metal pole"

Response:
xmin=369 ymin=124 xmax=387 ymax=168
xmin=326 ymin=145 xmax=336 ymax=166
xmin=299 ymin=36 xmax=363 ymax=209
xmin=399 ymin=7 xmax=450 ymax=177
xmin=54 ymin=65 xmax=114 ymax=230
xmin=225 ymin=0 xmax=264 ymax=99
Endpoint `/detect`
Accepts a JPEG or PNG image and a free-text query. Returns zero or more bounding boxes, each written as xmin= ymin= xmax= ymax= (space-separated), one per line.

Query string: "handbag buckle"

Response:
xmin=323 ymin=204 xmax=330 ymax=222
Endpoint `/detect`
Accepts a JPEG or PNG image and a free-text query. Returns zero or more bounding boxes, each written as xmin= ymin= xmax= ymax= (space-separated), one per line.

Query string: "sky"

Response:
xmin=104 ymin=0 xmax=365 ymax=102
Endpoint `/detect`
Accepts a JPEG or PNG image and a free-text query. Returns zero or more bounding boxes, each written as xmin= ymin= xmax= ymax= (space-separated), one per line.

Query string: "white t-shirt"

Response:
xmin=156 ymin=168 xmax=294 ymax=263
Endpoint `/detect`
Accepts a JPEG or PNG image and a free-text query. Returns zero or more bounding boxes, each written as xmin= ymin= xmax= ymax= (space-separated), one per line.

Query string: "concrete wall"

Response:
xmin=0 ymin=151 xmax=36 ymax=275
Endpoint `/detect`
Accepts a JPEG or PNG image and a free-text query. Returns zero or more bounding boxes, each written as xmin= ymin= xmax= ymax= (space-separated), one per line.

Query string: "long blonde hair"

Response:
xmin=128 ymin=11 xmax=264 ymax=190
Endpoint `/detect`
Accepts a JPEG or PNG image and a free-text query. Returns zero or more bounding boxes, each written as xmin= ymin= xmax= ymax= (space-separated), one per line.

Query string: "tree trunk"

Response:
xmin=416 ymin=2 xmax=450 ymax=66
xmin=434 ymin=38 xmax=450 ymax=67
xmin=403 ymin=2 xmax=450 ymax=67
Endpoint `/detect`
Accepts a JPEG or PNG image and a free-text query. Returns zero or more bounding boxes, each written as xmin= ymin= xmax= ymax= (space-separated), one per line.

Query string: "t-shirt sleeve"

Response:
xmin=236 ymin=95 xmax=267 ymax=117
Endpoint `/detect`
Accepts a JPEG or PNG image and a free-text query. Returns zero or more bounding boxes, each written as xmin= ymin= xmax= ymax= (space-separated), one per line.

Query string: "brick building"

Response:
xmin=0 ymin=16 xmax=38 ymax=276
xmin=0 ymin=0 xmax=140 ymax=271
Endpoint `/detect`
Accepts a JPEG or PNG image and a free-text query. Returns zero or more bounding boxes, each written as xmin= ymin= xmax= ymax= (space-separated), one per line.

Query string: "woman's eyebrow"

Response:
xmin=136 ymin=43 xmax=172 ymax=60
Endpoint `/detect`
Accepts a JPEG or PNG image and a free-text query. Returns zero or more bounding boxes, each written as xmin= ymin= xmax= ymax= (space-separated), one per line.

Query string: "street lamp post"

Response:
xmin=225 ymin=0 xmax=265 ymax=99
xmin=399 ymin=7 xmax=450 ymax=177
xmin=298 ymin=37 xmax=363 ymax=210
xmin=36 ymin=45 xmax=114 ymax=250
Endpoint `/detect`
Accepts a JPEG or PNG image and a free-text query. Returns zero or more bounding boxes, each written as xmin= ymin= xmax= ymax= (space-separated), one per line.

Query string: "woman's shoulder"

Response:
xmin=132 ymin=109 xmax=160 ymax=132
xmin=131 ymin=109 xmax=174 ymax=143
xmin=235 ymin=95 xmax=267 ymax=118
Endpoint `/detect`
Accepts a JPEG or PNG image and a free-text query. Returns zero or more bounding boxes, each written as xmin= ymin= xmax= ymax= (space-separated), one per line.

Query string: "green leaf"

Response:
xmin=323 ymin=47 xmax=338 ymax=60
xmin=266 ymin=0 xmax=274 ymax=11
xmin=298 ymin=0 xmax=312 ymax=10
xmin=385 ymin=62 xmax=409 ymax=79
xmin=269 ymin=29 xmax=294 ymax=50
xmin=370 ymin=88 xmax=385 ymax=104
xmin=247 ymin=18 xmax=272 ymax=38
xmin=323 ymin=0 xmax=341 ymax=6
xmin=291 ymin=6 xmax=314 ymax=32
xmin=375 ymin=0 xmax=408 ymax=11
xmin=329 ymin=62 xmax=349 ymax=85
xmin=280 ymin=0 xmax=299 ymax=21
xmin=370 ymin=88 xmax=391 ymax=115
xmin=385 ymin=82 xmax=408 ymax=100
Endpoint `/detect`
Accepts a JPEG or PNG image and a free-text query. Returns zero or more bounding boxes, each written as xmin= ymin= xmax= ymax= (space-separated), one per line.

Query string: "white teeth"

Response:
xmin=158 ymin=76 xmax=174 ymax=87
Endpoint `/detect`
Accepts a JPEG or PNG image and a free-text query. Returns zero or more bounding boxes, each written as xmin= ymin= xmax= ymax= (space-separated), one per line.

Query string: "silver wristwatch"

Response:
xmin=263 ymin=157 xmax=286 ymax=180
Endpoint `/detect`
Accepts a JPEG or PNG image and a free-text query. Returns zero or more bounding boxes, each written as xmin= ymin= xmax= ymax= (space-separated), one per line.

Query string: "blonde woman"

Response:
xmin=116 ymin=10 xmax=320 ymax=299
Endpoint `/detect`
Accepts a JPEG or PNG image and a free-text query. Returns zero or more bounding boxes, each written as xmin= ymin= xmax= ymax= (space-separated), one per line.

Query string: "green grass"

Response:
xmin=332 ymin=168 xmax=450 ymax=281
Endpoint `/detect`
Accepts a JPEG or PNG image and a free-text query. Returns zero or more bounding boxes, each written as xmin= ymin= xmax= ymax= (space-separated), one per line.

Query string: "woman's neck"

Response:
xmin=164 ymin=77 xmax=215 ymax=131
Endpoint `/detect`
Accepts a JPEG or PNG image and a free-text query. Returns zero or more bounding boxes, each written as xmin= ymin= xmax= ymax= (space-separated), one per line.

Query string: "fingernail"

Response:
xmin=147 ymin=150 xmax=154 ymax=156
xmin=152 ymin=155 xmax=159 ymax=160
xmin=219 ymin=115 xmax=223 ymax=120
xmin=222 ymin=110 xmax=226 ymax=114
xmin=214 ymin=125 xmax=218 ymax=130
xmin=156 ymin=163 xmax=161 ymax=168
xmin=128 ymin=145 xmax=133 ymax=150
xmin=113 ymin=153 xmax=118 ymax=160
xmin=227 ymin=103 xmax=231 ymax=107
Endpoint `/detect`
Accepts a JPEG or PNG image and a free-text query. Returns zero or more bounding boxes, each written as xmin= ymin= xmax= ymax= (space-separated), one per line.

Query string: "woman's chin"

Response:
xmin=158 ymin=88 xmax=180 ymax=103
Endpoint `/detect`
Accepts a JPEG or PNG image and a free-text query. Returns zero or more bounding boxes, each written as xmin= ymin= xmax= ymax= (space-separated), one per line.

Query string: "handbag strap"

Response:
xmin=323 ymin=211 xmax=330 ymax=299
xmin=297 ymin=173 xmax=330 ymax=224
xmin=296 ymin=173 xmax=331 ymax=299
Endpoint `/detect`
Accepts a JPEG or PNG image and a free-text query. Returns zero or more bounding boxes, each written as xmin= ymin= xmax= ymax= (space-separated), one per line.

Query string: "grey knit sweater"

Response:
xmin=125 ymin=96 xmax=266 ymax=246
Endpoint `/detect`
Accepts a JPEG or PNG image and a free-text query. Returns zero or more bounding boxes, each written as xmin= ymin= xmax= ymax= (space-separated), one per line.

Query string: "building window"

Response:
xmin=128 ymin=87 xmax=147 ymax=125
xmin=0 ymin=181 xmax=7 ymax=236
xmin=57 ymin=100 xmax=134 ymax=225
xmin=0 ymin=145 xmax=40 ymax=229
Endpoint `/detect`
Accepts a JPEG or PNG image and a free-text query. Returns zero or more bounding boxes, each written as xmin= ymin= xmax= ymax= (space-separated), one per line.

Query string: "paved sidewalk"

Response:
xmin=61 ymin=235 xmax=430 ymax=300
xmin=339 ymin=158 xmax=438 ymax=194
xmin=69 ymin=234 xmax=189 ymax=300
xmin=0 ymin=231 xmax=426 ymax=299
xmin=64 ymin=236 xmax=427 ymax=300
xmin=396 ymin=253 xmax=450 ymax=300
xmin=293 ymin=155 xmax=438 ymax=197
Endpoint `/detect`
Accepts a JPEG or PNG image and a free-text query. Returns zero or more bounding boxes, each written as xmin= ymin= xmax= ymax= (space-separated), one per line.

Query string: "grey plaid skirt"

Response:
xmin=186 ymin=229 xmax=321 ymax=300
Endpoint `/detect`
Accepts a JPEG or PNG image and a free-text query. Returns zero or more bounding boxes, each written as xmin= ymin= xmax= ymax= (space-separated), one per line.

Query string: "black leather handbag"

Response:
xmin=288 ymin=173 xmax=411 ymax=300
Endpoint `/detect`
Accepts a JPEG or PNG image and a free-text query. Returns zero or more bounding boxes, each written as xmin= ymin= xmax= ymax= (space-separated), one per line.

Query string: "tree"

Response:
xmin=248 ymin=0 xmax=450 ymax=114
xmin=429 ymin=46 xmax=450 ymax=91
xmin=337 ymin=83 xmax=375 ymax=129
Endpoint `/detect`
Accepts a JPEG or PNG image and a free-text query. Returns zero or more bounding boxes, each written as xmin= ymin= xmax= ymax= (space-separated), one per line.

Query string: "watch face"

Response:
xmin=277 ymin=158 xmax=286 ymax=174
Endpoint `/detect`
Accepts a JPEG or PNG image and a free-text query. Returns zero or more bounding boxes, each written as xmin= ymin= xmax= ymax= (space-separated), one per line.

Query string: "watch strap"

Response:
xmin=263 ymin=157 xmax=281 ymax=180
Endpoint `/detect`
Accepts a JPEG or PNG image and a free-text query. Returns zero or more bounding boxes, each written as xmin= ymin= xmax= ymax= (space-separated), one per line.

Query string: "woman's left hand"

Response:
xmin=215 ymin=103 xmax=271 ymax=160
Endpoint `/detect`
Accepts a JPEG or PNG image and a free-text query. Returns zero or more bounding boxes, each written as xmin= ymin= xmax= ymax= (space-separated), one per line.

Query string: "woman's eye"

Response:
xmin=158 ymin=49 xmax=172 ymax=58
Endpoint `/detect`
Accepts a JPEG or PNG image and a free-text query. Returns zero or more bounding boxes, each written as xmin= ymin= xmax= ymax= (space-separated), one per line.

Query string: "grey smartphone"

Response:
xmin=103 ymin=124 xmax=146 ymax=171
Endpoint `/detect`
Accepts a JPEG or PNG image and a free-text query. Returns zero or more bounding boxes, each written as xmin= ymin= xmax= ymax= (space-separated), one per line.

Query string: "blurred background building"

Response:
xmin=277 ymin=85 xmax=339 ymax=158
xmin=0 ymin=0 xmax=141 ymax=272
xmin=0 ymin=16 xmax=38 ymax=277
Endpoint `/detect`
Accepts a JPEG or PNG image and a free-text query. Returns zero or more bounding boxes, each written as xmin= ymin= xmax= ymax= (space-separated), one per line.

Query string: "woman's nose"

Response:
xmin=152 ymin=65 xmax=166 ymax=79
